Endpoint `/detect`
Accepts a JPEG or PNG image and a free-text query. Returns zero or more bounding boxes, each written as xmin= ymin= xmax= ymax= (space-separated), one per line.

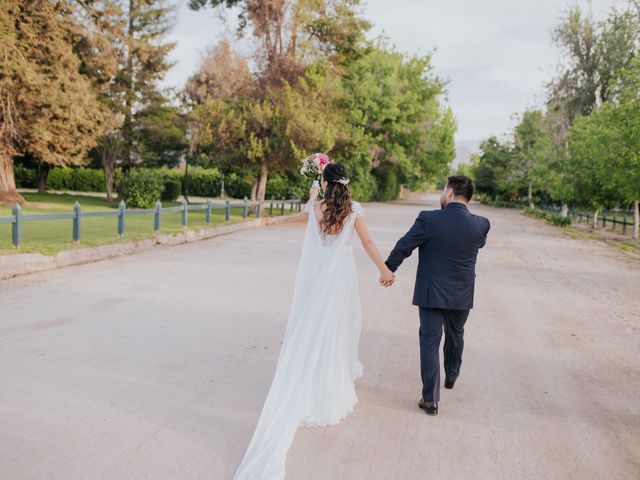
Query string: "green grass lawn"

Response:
xmin=0 ymin=192 xmax=297 ymax=256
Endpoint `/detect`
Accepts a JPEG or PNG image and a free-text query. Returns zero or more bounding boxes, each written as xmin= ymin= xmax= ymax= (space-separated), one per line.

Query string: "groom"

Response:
xmin=383 ymin=176 xmax=490 ymax=416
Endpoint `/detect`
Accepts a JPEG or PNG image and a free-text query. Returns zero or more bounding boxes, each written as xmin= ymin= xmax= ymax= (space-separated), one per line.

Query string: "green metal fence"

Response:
xmin=0 ymin=197 xmax=302 ymax=248
xmin=540 ymin=205 xmax=634 ymax=236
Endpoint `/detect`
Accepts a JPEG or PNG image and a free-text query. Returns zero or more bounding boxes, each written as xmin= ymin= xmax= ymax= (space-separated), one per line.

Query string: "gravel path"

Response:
xmin=1 ymin=194 xmax=638 ymax=480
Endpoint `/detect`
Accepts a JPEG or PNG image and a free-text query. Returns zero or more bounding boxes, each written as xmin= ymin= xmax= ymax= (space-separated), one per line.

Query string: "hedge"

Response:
xmin=14 ymin=165 xmax=310 ymax=200
xmin=14 ymin=158 xmax=413 ymax=204
xmin=523 ymin=207 xmax=572 ymax=227
xmin=15 ymin=165 xmax=108 ymax=192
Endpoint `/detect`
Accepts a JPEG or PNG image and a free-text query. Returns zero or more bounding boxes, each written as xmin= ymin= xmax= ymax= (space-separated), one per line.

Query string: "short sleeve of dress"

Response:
xmin=352 ymin=201 xmax=365 ymax=218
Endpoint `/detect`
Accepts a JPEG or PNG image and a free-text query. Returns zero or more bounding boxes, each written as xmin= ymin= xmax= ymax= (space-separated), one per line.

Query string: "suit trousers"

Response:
xmin=418 ymin=307 xmax=470 ymax=403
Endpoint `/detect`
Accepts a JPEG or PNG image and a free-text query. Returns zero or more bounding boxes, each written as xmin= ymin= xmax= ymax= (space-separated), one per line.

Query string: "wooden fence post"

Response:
xmin=182 ymin=200 xmax=188 ymax=227
xmin=73 ymin=201 xmax=81 ymax=243
xmin=206 ymin=199 xmax=212 ymax=224
xmin=225 ymin=199 xmax=230 ymax=223
xmin=154 ymin=200 xmax=161 ymax=232
xmin=243 ymin=196 xmax=248 ymax=218
xmin=11 ymin=202 xmax=21 ymax=248
xmin=118 ymin=200 xmax=126 ymax=237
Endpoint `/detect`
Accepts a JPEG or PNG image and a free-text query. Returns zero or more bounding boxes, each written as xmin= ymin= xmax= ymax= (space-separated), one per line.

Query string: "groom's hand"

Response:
xmin=379 ymin=269 xmax=395 ymax=287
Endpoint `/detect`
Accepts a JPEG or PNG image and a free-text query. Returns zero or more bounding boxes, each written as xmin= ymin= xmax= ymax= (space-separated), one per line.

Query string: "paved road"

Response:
xmin=1 ymin=195 xmax=639 ymax=480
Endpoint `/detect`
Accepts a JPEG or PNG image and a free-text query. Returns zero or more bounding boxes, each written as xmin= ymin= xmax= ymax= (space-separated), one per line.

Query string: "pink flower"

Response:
xmin=316 ymin=153 xmax=330 ymax=172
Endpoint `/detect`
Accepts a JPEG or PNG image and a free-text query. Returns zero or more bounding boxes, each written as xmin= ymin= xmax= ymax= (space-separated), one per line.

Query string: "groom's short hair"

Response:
xmin=447 ymin=175 xmax=474 ymax=201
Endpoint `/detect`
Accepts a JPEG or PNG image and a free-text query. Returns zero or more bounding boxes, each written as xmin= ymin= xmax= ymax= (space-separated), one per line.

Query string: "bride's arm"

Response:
xmin=303 ymin=185 xmax=319 ymax=218
xmin=309 ymin=185 xmax=319 ymax=202
xmin=354 ymin=216 xmax=395 ymax=287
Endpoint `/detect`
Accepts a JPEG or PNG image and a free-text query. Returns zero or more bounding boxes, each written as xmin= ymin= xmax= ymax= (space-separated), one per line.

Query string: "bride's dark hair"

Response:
xmin=320 ymin=162 xmax=352 ymax=235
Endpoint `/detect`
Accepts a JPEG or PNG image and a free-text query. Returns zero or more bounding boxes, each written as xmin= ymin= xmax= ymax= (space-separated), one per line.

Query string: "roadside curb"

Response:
xmin=0 ymin=212 xmax=304 ymax=281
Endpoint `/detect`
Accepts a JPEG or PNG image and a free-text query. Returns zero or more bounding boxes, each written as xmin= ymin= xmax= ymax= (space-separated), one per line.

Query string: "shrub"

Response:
xmin=523 ymin=208 xmax=572 ymax=227
xmin=477 ymin=193 xmax=527 ymax=208
xmin=265 ymin=172 xmax=289 ymax=199
xmin=14 ymin=164 xmax=38 ymax=188
xmin=548 ymin=214 xmax=572 ymax=227
xmin=189 ymin=168 xmax=223 ymax=197
xmin=48 ymin=167 xmax=105 ymax=192
xmin=266 ymin=171 xmax=306 ymax=199
xmin=122 ymin=169 xmax=164 ymax=208
xmin=524 ymin=207 xmax=544 ymax=219
xmin=223 ymin=171 xmax=253 ymax=198
xmin=160 ymin=174 xmax=182 ymax=201
xmin=373 ymin=165 xmax=400 ymax=201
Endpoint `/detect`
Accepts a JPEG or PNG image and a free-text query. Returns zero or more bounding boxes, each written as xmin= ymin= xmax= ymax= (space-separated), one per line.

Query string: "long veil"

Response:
xmin=232 ymin=200 xmax=363 ymax=480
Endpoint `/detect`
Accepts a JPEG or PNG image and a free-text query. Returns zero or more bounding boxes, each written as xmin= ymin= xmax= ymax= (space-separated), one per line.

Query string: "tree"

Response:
xmin=549 ymin=3 xmax=639 ymax=121
xmin=135 ymin=104 xmax=187 ymax=168
xmin=186 ymin=56 xmax=340 ymax=200
xmin=189 ymin=0 xmax=370 ymax=74
xmin=529 ymin=101 xmax=574 ymax=215
xmin=566 ymin=118 xmax=615 ymax=225
xmin=472 ymin=137 xmax=518 ymax=200
xmin=72 ymin=0 xmax=126 ymax=200
xmin=0 ymin=1 xmax=115 ymax=204
xmin=119 ymin=0 xmax=176 ymax=170
xmin=183 ymin=40 xmax=254 ymax=191
xmin=188 ymin=2 xmax=453 ymax=201
xmin=95 ymin=130 xmax=124 ymax=201
xmin=568 ymin=59 xmax=640 ymax=240
xmin=541 ymin=2 xmax=640 ymax=225
xmin=418 ymin=106 xmax=456 ymax=189
xmin=188 ymin=0 xmax=371 ymax=200
xmin=513 ymin=110 xmax=549 ymax=208
xmin=335 ymin=43 xmax=453 ymax=199
xmin=184 ymin=41 xmax=253 ymax=106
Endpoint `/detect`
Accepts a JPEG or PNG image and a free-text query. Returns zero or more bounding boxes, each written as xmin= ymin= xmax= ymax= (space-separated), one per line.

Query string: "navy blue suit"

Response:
xmin=384 ymin=201 xmax=490 ymax=403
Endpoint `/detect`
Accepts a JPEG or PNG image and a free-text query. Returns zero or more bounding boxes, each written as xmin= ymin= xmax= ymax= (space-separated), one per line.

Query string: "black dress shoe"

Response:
xmin=418 ymin=398 xmax=438 ymax=415
xmin=444 ymin=377 xmax=456 ymax=389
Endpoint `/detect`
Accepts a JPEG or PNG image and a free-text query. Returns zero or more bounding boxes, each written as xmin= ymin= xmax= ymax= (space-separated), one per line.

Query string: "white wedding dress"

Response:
xmin=232 ymin=199 xmax=366 ymax=480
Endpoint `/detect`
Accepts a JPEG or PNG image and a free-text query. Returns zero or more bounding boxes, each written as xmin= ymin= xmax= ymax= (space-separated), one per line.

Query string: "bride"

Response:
xmin=233 ymin=161 xmax=395 ymax=480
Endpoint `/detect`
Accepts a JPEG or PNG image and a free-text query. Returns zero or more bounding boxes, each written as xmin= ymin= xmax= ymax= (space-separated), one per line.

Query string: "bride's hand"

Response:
xmin=309 ymin=186 xmax=319 ymax=200
xmin=379 ymin=267 xmax=395 ymax=287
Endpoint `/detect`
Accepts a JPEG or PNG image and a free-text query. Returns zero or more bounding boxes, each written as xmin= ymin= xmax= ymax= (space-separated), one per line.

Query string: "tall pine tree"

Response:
xmin=119 ymin=0 xmax=176 ymax=171
xmin=0 ymin=1 xmax=115 ymax=204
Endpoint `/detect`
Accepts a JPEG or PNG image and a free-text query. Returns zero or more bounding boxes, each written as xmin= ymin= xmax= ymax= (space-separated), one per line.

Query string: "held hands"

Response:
xmin=379 ymin=267 xmax=395 ymax=287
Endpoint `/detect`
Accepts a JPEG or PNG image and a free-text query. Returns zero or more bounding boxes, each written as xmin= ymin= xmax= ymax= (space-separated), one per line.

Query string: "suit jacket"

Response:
xmin=384 ymin=202 xmax=490 ymax=310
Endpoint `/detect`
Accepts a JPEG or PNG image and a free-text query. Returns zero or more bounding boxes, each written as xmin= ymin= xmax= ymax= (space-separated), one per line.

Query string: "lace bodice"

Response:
xmin=306 ymin=200 xmax=365 ymax=248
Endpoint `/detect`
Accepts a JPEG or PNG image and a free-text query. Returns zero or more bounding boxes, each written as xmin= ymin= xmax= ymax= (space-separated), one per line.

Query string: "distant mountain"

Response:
xmin=450 ymin=140 xmax=480 ymax=169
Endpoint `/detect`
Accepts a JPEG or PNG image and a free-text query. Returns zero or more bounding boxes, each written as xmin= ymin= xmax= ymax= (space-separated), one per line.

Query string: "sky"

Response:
xmin=162 ymin=0 xmax=624 ymax=149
